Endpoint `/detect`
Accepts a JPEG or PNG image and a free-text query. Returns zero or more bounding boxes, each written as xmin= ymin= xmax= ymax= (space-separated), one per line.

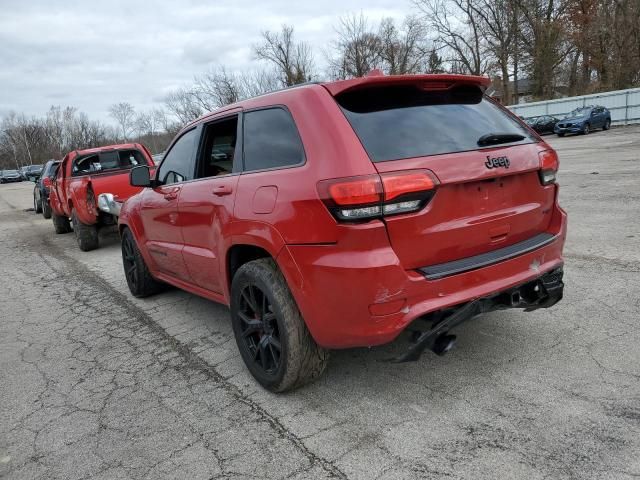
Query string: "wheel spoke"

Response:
xmin=241 ymin=287 xmax=259 ymax=314
xmin=268 ymin=342 xmax=279 ymax=367
xmin=268 ymin=335 xmax=281 ymax=352
xmin=258 ymin=337 xmax=269 ymax=369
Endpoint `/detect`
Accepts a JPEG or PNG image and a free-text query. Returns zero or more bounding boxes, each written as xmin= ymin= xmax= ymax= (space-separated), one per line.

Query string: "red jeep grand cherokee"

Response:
xmin=119 ymin=74 xmax=566 ymax=392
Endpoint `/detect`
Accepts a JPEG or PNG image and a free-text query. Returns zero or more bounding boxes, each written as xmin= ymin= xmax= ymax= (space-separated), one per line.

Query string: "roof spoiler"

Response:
xmin=321 ymin=74 xmax=491 ymax=97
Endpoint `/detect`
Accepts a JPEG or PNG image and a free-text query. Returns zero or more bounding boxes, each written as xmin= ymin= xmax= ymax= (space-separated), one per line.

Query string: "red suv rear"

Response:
xmin=119 ymin=74 xmax=566 ymax=392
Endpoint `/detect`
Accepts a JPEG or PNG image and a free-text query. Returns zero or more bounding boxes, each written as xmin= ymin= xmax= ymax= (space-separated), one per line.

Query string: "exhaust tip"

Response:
xmin=511 ymin=291 xmax=522 ymax=306
xmin=432 ymin=334 xmax=457 ymax=356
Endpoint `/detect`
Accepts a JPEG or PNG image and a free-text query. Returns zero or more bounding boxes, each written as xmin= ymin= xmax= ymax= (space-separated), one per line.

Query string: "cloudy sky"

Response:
xmin=0 ymin=0 xmax=410 ymax=124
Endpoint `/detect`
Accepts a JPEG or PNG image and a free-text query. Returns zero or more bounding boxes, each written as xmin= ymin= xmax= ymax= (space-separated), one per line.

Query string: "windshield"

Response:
xmin=337 ymin=85 xmax=534 ymax=162
xmin=567 ymin=107 xmax=590 ymax=118
xmin=5 ymin=170 xmax=19 ymax=175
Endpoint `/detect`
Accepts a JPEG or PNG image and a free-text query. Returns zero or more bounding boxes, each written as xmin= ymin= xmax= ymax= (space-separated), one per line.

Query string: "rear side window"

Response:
xmin=337 ymin=85 xmax=534 ymax=162
xmin=242 ymin=108 xmax=305 ymax=172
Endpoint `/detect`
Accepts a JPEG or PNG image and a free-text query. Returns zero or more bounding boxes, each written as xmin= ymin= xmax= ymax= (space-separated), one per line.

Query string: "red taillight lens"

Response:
xmin=318 ymin=170 xmax=439 ymax=222
xmin=539 ymin=149 xmax=559 ymax=185
xmin=42 ymin=177 xmax=51 ymax=189
xmin=381 ymin=171 xmax=437 ymax=201
xmin=325 ymin=175 xmax=382 ymax=206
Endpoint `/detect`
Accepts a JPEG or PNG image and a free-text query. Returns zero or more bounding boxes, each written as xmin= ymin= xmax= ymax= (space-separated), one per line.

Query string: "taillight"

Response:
xmin=539 ymin=149 xmax=559 ymax=185
xmin=42 ymin=177 xmax=51 ymax=190
xmin=318 ymin=170 xmax=439 ymax=222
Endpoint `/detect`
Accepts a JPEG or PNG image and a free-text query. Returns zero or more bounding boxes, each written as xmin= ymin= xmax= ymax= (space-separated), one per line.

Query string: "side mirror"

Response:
xmin=130 ymin=165 xmax=152 ymax=187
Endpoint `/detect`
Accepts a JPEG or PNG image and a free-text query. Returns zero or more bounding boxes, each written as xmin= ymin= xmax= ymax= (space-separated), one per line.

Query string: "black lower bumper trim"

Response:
xmin=391 ymin=267 xmax=564 ymax=362
xmin=419 ymin=232 xmax=557 ymax=280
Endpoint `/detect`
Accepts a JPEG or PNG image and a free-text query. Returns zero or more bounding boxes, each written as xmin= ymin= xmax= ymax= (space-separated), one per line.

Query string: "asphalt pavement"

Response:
xmin=1 ymin=125 xmax=639 ymax=479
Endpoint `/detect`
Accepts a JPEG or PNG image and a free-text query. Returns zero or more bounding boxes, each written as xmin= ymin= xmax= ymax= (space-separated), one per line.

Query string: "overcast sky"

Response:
xmin=0 ymin=0 xmax=410 ymax=124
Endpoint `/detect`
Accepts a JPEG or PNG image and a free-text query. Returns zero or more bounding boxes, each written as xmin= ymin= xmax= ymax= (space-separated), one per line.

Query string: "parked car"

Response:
xmin=554 ymin=105 xmax=611 ymax=136
xmin=119 ymin=74 xmax=567 ymax=392
xmin=48 ymin=143 xmax=155 ymax=251
xmin=0 ymin=169 xmax=23 ymax=183
xmin=33 ymin=160 xmax=60 ymax=218
xmin=525 ymin=115 xmax=559 ymax=135
xmin=23 ymin=164 xmax=43 ymax=181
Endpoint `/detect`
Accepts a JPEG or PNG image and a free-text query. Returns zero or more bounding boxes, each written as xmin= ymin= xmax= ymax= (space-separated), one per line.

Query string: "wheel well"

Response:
xmin=228 ymin=245 xmax=272 ymax=285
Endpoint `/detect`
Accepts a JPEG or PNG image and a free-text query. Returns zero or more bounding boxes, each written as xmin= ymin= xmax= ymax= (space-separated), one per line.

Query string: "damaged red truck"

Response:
xmin=118 ymin=74 xmax=567 ymax=392
xmin=49 ymin=143 xmax=155 ymax=251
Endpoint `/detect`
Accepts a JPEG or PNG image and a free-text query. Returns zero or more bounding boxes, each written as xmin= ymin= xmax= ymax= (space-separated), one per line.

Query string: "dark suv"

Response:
xmin=555 ymin=105 xmax=611 ymax=136
xmin=33 ymin=159 xmax=60 ymax=218
xmin=119 ymin=74 xmax=567 ymax=392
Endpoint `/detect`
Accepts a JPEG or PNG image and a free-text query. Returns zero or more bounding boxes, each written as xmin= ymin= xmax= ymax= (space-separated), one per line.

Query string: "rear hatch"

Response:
xmin=332 ymin=77 xmax=556 ymax=271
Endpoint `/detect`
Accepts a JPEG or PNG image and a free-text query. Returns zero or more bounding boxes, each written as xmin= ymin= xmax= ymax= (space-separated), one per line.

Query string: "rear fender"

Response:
xmin=68 ymin=179 xmax=98 ymax=225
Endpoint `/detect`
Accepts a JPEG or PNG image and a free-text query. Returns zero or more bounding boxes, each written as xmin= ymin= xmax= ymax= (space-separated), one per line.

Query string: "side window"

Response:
xmin=196 ymin=116 xmax=238 ymax=178
xmin=243 ymin=108 xmax=305 ymax=172
xmin=157 ymin=128 xmax=198 ymax=185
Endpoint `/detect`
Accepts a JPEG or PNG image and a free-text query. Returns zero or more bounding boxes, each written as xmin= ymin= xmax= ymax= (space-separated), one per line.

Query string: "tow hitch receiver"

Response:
xmin=391 ymin=267 xmax=564 ymax=363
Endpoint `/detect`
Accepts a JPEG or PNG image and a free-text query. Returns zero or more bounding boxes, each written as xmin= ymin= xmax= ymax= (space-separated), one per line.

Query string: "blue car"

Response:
xmin=554 ymin=105 xmax=611 ymax=136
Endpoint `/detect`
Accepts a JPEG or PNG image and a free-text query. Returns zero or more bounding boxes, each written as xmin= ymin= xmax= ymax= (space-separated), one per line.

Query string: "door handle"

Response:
xmin=164 ymin=192 xmax=178 ymax=201
xmin=213 ymin=185 xmax=233 ymax=196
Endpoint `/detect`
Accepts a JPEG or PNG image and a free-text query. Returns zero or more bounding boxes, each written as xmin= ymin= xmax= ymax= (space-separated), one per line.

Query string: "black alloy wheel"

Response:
xmin=237 ymin=283 xmax=282 ymax=375
xmin=122 ymin=232 xmax=138 ymax=291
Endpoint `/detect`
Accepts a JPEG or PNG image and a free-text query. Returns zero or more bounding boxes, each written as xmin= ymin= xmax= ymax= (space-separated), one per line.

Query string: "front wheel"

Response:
xmin=582 ymin=123 xmax=590 ymax=135
xmin=230 ymin=258 xmax=329 ymax=392
xmin=121 ymin=227 xmax=163 ymax=297
xmin=71 ymin=209 xmax=99 ymax=251
xmin=603 ymin=119 xmax=611 ymax=130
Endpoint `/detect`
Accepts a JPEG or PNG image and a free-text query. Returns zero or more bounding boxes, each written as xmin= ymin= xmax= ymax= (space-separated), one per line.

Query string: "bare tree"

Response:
xmin=254 ymin=25 xmax=315 ymax=87
xmin=516 ymin=0 xmax=573 ymax=99
xmin=109 ymin=102 xmax=136 ymax=141
xmin=164 ymin=88 xmax=203 ymax=125
xmin=378 ymin=16 xmax=431 ymax=74
xmin=328 ymin=13 xmax=383 ymax=79
xmin=414 ymin=0 xmax=490 ymax=75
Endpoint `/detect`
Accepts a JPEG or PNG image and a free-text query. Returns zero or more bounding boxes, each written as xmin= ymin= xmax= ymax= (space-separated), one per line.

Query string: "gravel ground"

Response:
xmin=1 ymin=125 xmax=639 ymax=479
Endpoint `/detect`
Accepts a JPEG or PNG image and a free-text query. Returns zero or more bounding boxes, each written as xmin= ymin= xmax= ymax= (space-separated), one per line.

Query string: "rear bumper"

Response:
xmin=279 ymin=205 xmax=567 ymax=349
xmin=555 ymin=125 xmax=583 ymax=134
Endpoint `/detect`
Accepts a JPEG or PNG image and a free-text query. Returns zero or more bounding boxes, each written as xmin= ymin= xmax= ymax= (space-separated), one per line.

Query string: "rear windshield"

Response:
xmin=337 ymin=85 xmax=534 ymax=162
xmin=72 ymin=149 xmax=148 ymax=176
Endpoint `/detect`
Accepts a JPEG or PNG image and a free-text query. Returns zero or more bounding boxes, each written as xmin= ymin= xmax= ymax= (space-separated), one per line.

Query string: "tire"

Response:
xmin=71 ymin=209 xmax=99 ymax=251
xmin=582 ymin=123 xmax=590 ymax=135
xmin=230 ymin=258 xmax=329 ymax=392
xmin=52 ymin=212 xmax=72 ymax=234
xmin=603 ymin=119 xmax=611 ymax=130
xmin=557 ymin=133 xmax=565 ymax=137
xmin=121 ymin=227 xmax=162 ymax=298
xmin=42 ymin=200 xmax=52 ymax=219
xmin=34 ymin=191 xmax=42 ymax=214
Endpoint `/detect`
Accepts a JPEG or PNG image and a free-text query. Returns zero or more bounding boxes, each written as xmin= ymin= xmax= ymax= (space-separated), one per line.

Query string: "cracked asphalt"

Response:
xmin=1 ymin=125 xmax=639 ymax=479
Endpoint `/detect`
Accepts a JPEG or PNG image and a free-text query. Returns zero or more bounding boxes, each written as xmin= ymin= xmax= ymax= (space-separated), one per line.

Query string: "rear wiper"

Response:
xmin=477 ymin=132 xmax=526 ymax=147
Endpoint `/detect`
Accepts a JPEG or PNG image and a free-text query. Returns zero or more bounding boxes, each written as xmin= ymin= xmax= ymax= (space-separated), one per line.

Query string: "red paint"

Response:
xmin=119 ymin=74 xmax=566 ymax=349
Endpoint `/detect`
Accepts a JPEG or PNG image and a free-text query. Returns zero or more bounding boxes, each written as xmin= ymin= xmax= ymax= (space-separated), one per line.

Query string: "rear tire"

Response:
xmin=230 ymin=258 xmax=329 ymax=392
xmin=121 ymin=227 xmax=162 ymax=298
xmin=34 ymin=192 xmax=42 ymax=214
xmin=71 ymin=209 xmax=99 ymax=251
xmin=42 ymin=200 xmax=52 ymax=219
xmin=52 ymin=212 xmax=72 ymax=234
xmin=603 ymin=119 xmax=611 ymax=130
